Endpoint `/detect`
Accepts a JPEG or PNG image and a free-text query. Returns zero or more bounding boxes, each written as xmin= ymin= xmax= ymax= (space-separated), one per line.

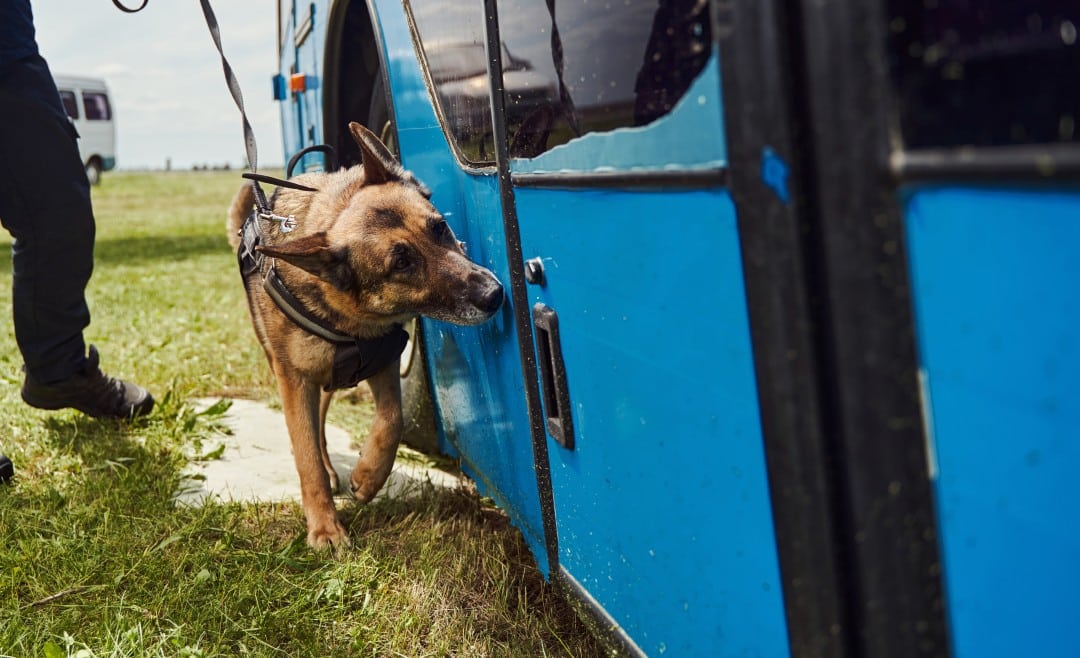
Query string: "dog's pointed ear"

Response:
xmin=257 ymin=232 xmax=351 ymax=288
xmin=348 ymin=121 xmax=433 ymax=198
xmin=349 ymin=121 xmax=403 ymax=186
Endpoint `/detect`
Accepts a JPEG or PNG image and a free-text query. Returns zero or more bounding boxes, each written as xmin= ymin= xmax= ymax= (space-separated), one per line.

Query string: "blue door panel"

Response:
xmin=374 ymin=4 xmax=550 ymax=572
xmin=292 ymin=1 xmax=326 ymax=171
xmin=903 ymin=187 xmax=1080 ymax=658
xmin=424 ymin=172 xmax=548 ymax=564
xmin=277 ymin=4 xmax=301 ymax=161
xmin=516 ymin=187 xmax=790 ymax=657
xmin=278 ymin=0 xmax=330 ymax=171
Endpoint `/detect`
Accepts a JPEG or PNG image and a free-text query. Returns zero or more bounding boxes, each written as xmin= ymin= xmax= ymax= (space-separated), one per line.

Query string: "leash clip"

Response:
xmin=259 ymin=210 xmax=297 ymax=233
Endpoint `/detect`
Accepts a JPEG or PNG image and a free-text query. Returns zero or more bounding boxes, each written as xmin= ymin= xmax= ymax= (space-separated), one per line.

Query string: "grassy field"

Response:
xmin=0 ymin=171 xmax=606 ymax=657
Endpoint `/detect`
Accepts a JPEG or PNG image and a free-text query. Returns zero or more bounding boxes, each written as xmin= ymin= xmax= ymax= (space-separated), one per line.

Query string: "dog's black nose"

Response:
xmin=471 ymin=280 xmax=505 ymax=313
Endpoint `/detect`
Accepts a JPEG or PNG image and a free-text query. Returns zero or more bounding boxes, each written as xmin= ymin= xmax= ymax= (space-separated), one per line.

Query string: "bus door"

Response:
xmin=276 ymin=1 xmax=327 ymax=171
xmin=885 ymin=4 xmax=1080 ymax=657
xmin=489 ymin=2 xmax=790 ymax=655
xmin=720 ymin=1 xmax=1079 ymax=657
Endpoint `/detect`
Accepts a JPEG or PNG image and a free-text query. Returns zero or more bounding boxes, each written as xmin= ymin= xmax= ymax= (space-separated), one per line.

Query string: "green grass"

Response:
xmin=0 ymin=171 xmax=606 ymax=657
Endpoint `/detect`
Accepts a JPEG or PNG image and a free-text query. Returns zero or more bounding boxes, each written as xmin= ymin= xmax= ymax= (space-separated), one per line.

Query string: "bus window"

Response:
xmin=888 ymin=0 xmax=1080 ymax=149
xmin=59 ymin=89 xmax=79 ymax=119
xmin=82 ymin=91 xmax=112 ymax=121
xmin=408 ymin=0 xmax=495 ymax=164
xmin=498 ymin=0 xmax=711 ymax=159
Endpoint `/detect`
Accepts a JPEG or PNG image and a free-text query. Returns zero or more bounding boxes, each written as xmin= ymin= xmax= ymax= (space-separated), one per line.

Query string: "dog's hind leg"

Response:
xmin=350 ymin=361 xmax=403 ymax=503
xmin=276 ymin=366 xmax=351 ymax=551
xmin=318 ymin=389 xmax=340 ymax=493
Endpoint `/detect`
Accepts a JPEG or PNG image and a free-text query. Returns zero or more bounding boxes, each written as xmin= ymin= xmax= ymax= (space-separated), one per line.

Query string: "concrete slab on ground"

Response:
xmin=175 ymin=398 xmax=460 ymax=506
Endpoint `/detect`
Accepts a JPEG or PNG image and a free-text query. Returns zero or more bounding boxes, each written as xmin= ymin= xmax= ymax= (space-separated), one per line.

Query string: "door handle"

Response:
xmin=532 ymin=303 xmax=575 ymax=450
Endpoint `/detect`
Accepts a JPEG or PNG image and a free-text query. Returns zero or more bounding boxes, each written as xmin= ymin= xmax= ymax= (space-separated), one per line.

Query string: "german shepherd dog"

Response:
xmin=227 ymin=122 xmax=504 ymax=551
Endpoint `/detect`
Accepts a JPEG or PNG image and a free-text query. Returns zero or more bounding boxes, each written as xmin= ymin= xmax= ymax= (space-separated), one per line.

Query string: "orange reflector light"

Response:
xmin=289 ymin=73 xmax=307 ymax=93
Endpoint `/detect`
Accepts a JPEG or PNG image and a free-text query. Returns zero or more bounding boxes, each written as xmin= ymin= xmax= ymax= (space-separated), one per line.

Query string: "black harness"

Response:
xmin=237 ymin=201 xmax=408 ymax=391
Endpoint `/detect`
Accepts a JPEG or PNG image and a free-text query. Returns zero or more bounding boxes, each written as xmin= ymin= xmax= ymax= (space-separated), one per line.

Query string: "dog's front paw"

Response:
xmin=307 ymin=517 xmax=352 ymax=554
xmin=349 ymin=466 xmax=384 ymax=504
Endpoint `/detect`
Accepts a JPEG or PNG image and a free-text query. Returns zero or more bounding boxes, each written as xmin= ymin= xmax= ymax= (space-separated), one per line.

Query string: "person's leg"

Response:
xmin=0 ymin=54 xmax=92 ymax=383
xmin=0 ymin=54 xmax=152 ymax=418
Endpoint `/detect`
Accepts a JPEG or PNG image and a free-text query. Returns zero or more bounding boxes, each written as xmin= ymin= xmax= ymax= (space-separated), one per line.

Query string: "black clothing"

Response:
xmin=0 ymin=17 xmax=95 ymax=384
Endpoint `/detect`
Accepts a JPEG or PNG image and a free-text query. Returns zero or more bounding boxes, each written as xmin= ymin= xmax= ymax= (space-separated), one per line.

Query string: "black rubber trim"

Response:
xmin=892 ymin=143 xmax=1080 ymax=182
xmin=793 ymin=0 xmax=951 ymax=655
xmin=511 ymin=168 xmax=728 ymax=190
xmin=717 ymin=0 xmax=853 ymax=654
xmin=483 ymin=0 xmax=561 ymax=576
xmin=553 ymin=566 xmax=647 ymax=658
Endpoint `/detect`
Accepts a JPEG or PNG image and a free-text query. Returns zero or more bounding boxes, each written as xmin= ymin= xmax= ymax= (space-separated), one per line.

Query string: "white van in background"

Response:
xmin=53 ymin=75 xmax=116 ymax=185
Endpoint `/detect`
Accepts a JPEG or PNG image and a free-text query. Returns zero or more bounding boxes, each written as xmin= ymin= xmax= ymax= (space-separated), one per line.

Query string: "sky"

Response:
xmin=33 ymin=1 xmax=285 ymax=170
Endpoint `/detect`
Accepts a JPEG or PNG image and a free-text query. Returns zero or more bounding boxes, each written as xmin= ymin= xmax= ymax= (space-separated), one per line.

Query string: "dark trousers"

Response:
xmin=0 ymin=54 xmax=93 ymax=384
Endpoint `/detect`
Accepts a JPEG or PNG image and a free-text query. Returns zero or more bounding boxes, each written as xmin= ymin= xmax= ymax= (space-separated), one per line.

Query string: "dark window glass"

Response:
xmin=888 ymin=0 xmax=1080 ymax=149
xmin=82 ymin=91 xmax=112 ymax=121
xmin=408 ymin=0 xmax=711 ymax=165
xmin=58 ymin=90 xmax=79 ymax=119
xmin=499 ymin=0 xmax=711 ymax=159
xmin=408 ymin=0 xmax=495 ymax=164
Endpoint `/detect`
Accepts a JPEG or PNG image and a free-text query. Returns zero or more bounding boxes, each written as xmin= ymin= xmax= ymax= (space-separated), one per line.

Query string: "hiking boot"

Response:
xmin=21 ymin=345 xmax=155 ymax=419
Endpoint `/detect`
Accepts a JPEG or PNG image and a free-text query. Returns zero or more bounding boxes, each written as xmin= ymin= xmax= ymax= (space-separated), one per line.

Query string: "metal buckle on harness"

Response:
xmin=259 ymin=210 xmax=297 ymax=233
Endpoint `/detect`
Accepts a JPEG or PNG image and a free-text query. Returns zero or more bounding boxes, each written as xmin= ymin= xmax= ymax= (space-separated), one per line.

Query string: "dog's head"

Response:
xmin=257 ymin=122 xmax=504 ymax=327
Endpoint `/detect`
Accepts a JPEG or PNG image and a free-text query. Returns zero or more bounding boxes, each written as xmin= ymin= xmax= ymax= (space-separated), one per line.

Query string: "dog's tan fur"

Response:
xmin=227 ymin=122 xmax=503 ymax=551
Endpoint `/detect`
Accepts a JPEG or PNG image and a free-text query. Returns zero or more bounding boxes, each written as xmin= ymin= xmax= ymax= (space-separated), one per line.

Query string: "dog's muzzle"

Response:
xmin=469 ymin=272 xmax=505 ymax=315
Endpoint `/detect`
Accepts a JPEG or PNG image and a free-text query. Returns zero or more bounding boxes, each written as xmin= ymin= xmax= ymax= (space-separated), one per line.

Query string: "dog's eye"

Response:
xmin=392 ymin=255 xmax=412 ymax=272
xmin=390 ymin=244 xmax=414 ymax=273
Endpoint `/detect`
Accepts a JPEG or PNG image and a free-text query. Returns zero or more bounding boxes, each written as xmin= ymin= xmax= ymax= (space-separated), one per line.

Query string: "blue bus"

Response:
xmin=272 ymin=1 xmax=1079 ymax=656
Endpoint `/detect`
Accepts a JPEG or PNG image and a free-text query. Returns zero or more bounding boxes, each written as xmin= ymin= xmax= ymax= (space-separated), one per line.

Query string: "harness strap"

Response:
xmin=287 ymin=145 xmax=339 ymax=178
xmin=238 ymin=210 xmax=263 ymax=277
xmin=237 ymin=211 xmax=409 ymax=391
xmin=331 ymin=327 xmax=409 ymax=391
xmin=242 ymin=172 xmax=319 ymax=193
xmin=263 ymin=268 xmax=355 ymax=343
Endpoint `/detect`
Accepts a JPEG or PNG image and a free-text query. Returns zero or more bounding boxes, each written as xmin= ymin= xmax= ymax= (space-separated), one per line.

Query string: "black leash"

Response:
xmin=196 ymin=0 xmax=329 ymax=232
xmin=112 ymin=0 xmax=313 ymax=214
xmin=197 ymin=0 xmax=272 ymax=212
xmin=111 ymin=0 xmax=148 ymax=13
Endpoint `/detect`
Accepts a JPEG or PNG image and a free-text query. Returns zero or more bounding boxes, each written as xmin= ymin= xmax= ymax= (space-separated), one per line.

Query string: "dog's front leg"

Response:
xmin=350 ymin=361 xmax=403 ymax=503
xmin=276 ymin=367 xmax=351 ymax=551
